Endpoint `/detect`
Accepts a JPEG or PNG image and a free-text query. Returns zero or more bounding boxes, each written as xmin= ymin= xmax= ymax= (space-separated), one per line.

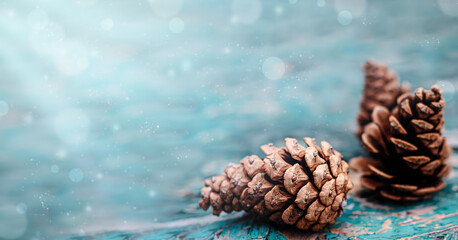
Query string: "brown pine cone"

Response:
xmin=354 ymin=85 xmax=452 ymax=201
xmin=199 ymin=137 xmax=353 ymax=231
xmin=357 ymin=60 xmax=409 ymax=135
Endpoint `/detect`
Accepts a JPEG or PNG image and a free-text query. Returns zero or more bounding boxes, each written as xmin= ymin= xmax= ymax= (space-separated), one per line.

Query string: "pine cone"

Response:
xmin=357 ymin=60 xmax=409 ymax=135
xmin=199 ymin=137 xmax=353 ymax=231
xmin=355 ymin=85 xmax=452 ymax=201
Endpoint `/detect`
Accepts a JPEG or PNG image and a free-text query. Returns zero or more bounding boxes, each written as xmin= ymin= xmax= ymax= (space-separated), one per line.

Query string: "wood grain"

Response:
xmin=66 ymin=155 xmax=458 ymax=240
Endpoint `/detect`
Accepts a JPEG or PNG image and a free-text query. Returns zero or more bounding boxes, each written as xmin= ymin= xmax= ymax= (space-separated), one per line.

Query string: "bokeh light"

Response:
xmin=0 ymin=205 xmax=27 ymax=239
xmin=100 ymin=18 xmax=114 ymax=31
xmin=438 ymin=0 xmax=458 ymax=17
xmin=338 ymin=11 xmax=353 ymax=25
xmin=435 ymin=80 xmax=456 ymax=101
xmin=169 ymin=17 xmax=184 ymax=33
xmin=54 ymin=42 xmax=89 ymax=76
xmin=51 ymin=165 xmax=60 ymax=173
xmin=1 ymin=1 xmax=458 ymax=239
xmin=262 ymin=57 xmax=286 ymax=80
xmin=69 ymin=168 xmax=84 ymax=183
xmin=27 ymin=9 xmax=49 ymax=30
xmin=54 ymin=109 xmax=90 ymax=145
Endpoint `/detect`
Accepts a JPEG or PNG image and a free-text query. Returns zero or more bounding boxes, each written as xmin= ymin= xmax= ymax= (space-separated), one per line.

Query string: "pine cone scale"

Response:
xmin=282 ymin=204 xmax=305 ymax=225
xmin=284 ymin=163 xmax=308 ymax=195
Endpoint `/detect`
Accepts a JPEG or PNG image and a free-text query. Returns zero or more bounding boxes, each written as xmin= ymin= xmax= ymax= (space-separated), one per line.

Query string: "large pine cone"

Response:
xmin=355 ymin=85 xmax=452 ymax=201
xmin=199 ymin=137 xmax=353 ymax=231
xmin=357 ymin=60 xmax=409 ymax=135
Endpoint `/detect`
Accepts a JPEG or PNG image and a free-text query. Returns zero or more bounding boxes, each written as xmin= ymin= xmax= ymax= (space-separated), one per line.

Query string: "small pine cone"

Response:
xmin=199 ymin=137 xmax=353 ymax=231
xmin=357 ymin=60 xmax=409 ymax=135
xmin=354 ymin=85 xmax=452 ymax=201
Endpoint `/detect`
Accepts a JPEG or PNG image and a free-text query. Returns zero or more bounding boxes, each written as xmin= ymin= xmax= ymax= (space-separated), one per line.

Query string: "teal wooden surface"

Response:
xmin=66 ymin=155 xmax=458 ymax=240
xmin=2 ymin=1 xmax=458 ymax=239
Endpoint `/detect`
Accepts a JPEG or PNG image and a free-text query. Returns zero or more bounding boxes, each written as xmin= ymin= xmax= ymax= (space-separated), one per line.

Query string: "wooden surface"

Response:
xmin=67 ymin=155 xmax=458 ymax=240
xmin=3 ymin=1 xmax=458 ymax=238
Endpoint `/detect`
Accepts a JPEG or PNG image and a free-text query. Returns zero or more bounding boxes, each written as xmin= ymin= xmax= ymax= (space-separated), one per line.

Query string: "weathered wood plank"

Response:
xmin=66 ymin=155 xmax=458 ymax=240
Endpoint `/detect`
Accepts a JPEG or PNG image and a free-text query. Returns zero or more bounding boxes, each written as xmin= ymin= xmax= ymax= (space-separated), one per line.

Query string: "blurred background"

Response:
xmin=0 ymin=0 xmax=457 ymax=239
